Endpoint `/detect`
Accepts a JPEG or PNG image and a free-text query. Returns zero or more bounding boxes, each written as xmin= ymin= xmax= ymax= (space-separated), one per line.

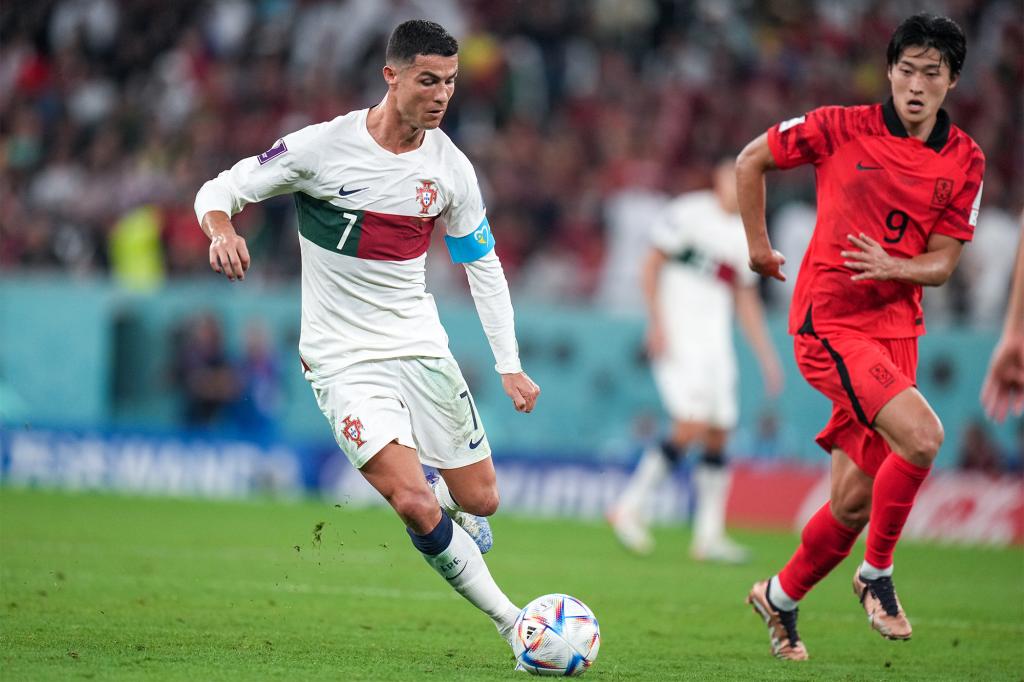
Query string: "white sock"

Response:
xmin=616 ymin=444 xmax=671 ymax=519
xmin=692 ymin=462 xmax=730 ymax=548
xmin=421 ymin=520 xmax=519 ymax=634
xmin=859 ymin=560 xmax=894 ymax=580
xmin=431 ymin=475 xmax=463 ymax=514
xmin=768 ymin=575 xmax=799 ymax=611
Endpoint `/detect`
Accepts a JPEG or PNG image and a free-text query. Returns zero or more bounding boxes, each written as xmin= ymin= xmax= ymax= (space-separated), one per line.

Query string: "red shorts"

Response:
xmin=793 ymin=332 xmax=917 ymax=477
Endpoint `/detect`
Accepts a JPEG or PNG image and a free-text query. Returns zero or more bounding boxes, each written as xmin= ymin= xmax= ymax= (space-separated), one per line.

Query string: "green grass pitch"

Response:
xmin=1 ymin=487 xmax=1021 ymax=681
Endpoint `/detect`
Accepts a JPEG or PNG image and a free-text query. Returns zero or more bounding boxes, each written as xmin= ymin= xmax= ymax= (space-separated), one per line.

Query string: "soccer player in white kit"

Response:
xmin=194 ymin=20 xmax=540 ymax=652
xmin=608 ymin=160 xmax=782 ymax=562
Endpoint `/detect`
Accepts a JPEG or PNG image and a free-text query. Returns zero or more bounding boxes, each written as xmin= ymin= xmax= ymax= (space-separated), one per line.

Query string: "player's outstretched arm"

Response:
xmin=202 ymin=210 xmax=250 ymax=281
xmin=841 ymin=232 xmax=963 ymax=286
xmin=736 ymin=133 xmax=785 ymax=281
xmin=981 ymin=230 xmax=1024 ymax=422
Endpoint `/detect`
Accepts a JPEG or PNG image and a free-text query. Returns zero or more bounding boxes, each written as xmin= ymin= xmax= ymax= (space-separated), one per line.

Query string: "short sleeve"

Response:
xmin=767 ymin=106 xmax=844 ymax=170
xmin=932 ymin=148 xmax=985 ymax=242
xmin=443 ymin=151 xmax=493 ymax=263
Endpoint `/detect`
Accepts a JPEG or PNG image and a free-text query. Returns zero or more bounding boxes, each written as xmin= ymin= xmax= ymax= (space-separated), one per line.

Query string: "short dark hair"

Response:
xmin=386 ymin=20 xmax=458 ymax=65
xmin=887 ymin=13 xmax=967 ymax=79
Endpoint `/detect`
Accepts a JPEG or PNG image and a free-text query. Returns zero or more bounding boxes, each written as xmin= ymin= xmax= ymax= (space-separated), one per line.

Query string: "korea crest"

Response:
xmin=340 ymin=414 xmax=366 ymax=448
xmin=415 ymin=180 xmax=438 ymax=215
xmin=931 ymin=178 xmax=953 ymax=206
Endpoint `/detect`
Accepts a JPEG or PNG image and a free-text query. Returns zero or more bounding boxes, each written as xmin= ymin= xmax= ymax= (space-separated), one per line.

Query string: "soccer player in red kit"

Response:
xmin=735 ymin=14 xmax=985 ymax=660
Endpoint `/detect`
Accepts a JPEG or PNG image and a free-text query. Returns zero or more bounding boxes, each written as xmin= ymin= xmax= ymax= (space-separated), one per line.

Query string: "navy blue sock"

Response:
xmin=701 ymin=449 xmax=726 ymax=468
xmin=407 ymin=509 xmax=453 ymax=556
xmin=660 ymin=440 xmax=684 ymax=464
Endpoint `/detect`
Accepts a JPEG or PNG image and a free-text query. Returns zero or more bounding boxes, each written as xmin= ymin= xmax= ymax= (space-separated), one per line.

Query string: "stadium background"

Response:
xmin=2 ymin=0 xmax=1021 ymax=514
xmin=1 ymin=2 xmax=1023 ymax=680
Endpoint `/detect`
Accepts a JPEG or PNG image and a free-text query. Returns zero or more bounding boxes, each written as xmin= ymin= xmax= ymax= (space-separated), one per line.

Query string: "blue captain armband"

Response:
xmin=445 ymin=217 xmax=495 ymax=263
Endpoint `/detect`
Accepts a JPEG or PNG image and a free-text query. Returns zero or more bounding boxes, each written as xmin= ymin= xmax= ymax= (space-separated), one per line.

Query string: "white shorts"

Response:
xmin=308 ymin=356 xmax=491 ymax=470
xmin=652 ymin=346 xmax=738 ymax=429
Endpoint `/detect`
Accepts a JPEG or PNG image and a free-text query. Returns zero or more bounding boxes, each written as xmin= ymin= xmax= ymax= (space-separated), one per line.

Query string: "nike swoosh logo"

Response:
xmin=338 ymin=185 xmax=368 ymax=197
xmin=469 ymin=434 xmax=485 ymax=450
xmin=856 ymin=162 xmax=883 ymax=171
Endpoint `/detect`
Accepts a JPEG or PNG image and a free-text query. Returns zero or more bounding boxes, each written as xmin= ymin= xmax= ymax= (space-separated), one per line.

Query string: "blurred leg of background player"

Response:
xmin=689 ymin=426 xmax=749 ymax=563
xmin=608 ymin=420 xmax=748 ymax=562
xmin=361 ymin=442 xmax=520 ymax=644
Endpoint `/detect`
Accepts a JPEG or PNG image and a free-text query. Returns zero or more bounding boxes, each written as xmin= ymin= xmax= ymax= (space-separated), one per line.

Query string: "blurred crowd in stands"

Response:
xmin=170 ymin=312 xmax=282 ymax=439
xmin=1 ymin=0 xmax=1022 ymax=326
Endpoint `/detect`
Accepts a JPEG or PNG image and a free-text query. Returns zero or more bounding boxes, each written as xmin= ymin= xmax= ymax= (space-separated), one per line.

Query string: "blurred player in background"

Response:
xmin=194 ymin=20 xmax=539 ymax=658
xmin=981 ymin=226 xmax=1024 ymax=422
xmin=737 ymin=14 xmax=984 ymax=660
xmin=608 ymin=160 xmax=782 ymax=562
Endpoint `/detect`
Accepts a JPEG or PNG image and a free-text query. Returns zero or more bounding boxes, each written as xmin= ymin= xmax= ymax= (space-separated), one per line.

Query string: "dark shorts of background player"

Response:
xmin=794 ymin=332 xmax=917 ymax=477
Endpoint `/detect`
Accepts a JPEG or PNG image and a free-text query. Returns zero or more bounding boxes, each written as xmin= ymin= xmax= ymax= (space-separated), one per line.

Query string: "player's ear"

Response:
xmin=383 ymin=64 xmax=399 ymax=87
xmin=947 ymin=73 xmax=958 ymax=91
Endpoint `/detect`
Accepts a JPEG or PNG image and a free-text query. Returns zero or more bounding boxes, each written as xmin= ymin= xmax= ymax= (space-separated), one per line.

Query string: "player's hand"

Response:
xmin=748 ymin=248 xmax=786 ymax=282
xmin=209 ymin=230 xmax=251 ymax=281
xmin=981 ymin=333 xmax=1024 ymax=423
xmin=842 ymin=233 xmax=900 ymax=282
xmin=646 ymin=321 xmax=667 ymax=359
xmin=501 ymin=371 xmax=540 ymax=413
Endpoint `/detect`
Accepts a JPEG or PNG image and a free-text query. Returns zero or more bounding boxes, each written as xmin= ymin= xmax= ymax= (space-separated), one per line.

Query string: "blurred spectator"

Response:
xmin=1 ymin=0 xmax=1021 ymax=324
xmin=957 ymin=418 xmax=1007 ymax=475
xmin=171 ymin=312 xmax=239 ymax=427
xmin=765 ymin=200 xmax=816 ymax=307
xmin=959 ymin=203 xmax=1022 ymax=328
xmin=229 ymin=320 xmax=282 ymax=442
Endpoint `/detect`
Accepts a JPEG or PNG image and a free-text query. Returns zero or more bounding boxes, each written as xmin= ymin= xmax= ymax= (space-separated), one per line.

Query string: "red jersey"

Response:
xmin=767 ymin=99 xmax=985 ymax=338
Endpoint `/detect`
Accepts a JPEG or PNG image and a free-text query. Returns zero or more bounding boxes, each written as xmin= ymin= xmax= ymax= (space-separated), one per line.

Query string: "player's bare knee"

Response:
xmin=830 ymin=494 xmax=870 ymax=529
xmin=462 ymin=487 xmax=500 ymax=517
xmin=389 ymin=487 xmax=440 ymax=530
xmin=904 ymin=419 xmax=944 ymax=466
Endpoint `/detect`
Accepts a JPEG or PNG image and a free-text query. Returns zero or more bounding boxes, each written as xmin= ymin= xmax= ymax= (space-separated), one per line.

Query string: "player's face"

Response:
xmin=389 ymin=54 xmax=458 ymax=130
xmin=887 ymin=46 xmax=957 ymax=128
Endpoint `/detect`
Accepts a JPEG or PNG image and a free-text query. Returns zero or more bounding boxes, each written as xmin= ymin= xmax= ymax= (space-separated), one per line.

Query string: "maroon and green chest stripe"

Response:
xmin=294 ymin=193 xmax=436 ymax=261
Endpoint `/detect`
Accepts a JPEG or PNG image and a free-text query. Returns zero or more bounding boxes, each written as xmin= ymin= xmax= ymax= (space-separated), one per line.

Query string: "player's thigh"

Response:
xmin=794 ymin=333 xmax=913 ymax=427
xmin=438 ymin=458 xmax=499 ymax=516
xmin=829 ymin=447 xmax=873 ymax=528
xmin=360 ymin=440 xmax=440 ymax=533
xmin=872 ymin=386 xmax=944 ymax=467
xmin=310 ymin=361 xmax=415 ymax=469
xmin=401 ymin=356 xmax=491 ymax=469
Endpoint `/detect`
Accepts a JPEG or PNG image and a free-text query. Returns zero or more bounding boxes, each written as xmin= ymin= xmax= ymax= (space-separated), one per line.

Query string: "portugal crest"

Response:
xmin=416 ymin=180 xmax=438 ymax=215
xmin=340 ymin=414 xmax=366 ymax=448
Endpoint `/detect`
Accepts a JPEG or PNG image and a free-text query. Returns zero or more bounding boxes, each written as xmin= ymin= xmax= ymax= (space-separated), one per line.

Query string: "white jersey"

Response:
xmin=195 ymin=108 xmax=499 ymax=382
xmin=650 ymin=190 xmax=756 ymax=351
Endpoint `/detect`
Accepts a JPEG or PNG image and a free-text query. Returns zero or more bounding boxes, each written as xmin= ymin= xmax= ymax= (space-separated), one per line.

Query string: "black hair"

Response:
xmin=887 ymin=13 xmax=967 ymax=79
xmin=386 ymin=20 xmax=458 ymax=65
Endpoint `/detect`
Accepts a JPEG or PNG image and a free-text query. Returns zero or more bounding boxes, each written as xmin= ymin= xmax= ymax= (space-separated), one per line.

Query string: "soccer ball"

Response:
xmin=512 ymin=594 xmax=600 ymax=676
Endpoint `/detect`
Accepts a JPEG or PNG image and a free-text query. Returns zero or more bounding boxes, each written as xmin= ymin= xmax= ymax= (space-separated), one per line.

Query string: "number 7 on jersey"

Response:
xmin=337 ymin=212 xmax=359 ymax=250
